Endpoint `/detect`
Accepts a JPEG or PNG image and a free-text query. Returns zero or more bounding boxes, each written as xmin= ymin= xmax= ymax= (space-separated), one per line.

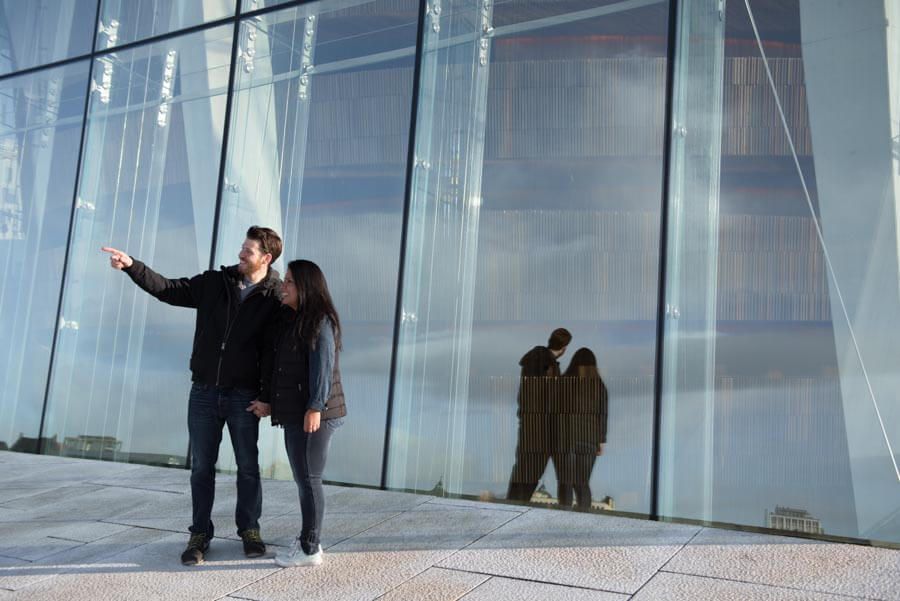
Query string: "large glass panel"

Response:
xmin=240 ymin=0 xmax=291 ymax=12
xmin=661 ymin=0 xmax=900 ymax=544
xmin=97 ymin=0 xmax=235 ymax=49
xmin=0 ymin=0 xmax=96 ymax=76
xmin=214 ymin=0 xmax=418 ymax=485
xmin=0 ymin=61 xmax=89 ymax=453
xmin=43 ymin=26 xmax=232 ymax=465
xmin=388 ymin=0 xmax=670 ymax=514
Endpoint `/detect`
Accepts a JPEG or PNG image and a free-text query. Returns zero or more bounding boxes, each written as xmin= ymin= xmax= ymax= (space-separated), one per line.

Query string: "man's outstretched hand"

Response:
xmin=101 ymin=247 xmax=133 ymax=270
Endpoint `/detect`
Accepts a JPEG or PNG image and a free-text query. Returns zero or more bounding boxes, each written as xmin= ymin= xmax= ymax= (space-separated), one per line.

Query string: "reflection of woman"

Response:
xmin=557 ymin=348 xmax=608 ymax=510
xmin=259 ymin=260 xmax=346 ymax=567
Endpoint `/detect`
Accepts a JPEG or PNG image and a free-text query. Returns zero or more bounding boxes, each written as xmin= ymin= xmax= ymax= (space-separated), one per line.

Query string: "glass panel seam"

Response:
xmin=191 ymin=1 xmax=245 ymax=469
xmin=0 ymin=54 xmax=96 ymax=85
xmin=650 ymin=0 xmax=682 ymax=521
xmin=380 ymin=0 xmax=429 ymax=491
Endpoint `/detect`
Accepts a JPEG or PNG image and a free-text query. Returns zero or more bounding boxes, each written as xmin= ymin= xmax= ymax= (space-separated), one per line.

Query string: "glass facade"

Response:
xmin=388 ymin=0 xmax=669 ymax=514
xmin=96 ymin=0 xmax=236 ymax=49
xmin=1 ymin=0 xmax=898 ymax=546
xmin=44 ymin=25 xmax=233 ymax=464
xmin=214 ymin=0 xmax=417 ymax=485
xmin=0 ymin=1 xmax=96 ymax=76
xmin=660 ymin=0 xmax=900 ymax=543
xmin=0 ymin=61 xmax=90 ymax=452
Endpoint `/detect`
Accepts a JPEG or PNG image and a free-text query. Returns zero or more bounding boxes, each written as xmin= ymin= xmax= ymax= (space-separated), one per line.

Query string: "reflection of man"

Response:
xmin=506 ymin=328 xmax=572 ymax=503
xmin=102 ymin=226 xmax=282 ymax=565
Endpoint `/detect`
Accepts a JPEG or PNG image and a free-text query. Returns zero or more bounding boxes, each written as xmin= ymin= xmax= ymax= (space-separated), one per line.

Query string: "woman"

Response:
xmin=258 ymin=259 xmax=346 ymax=567
xmin=556 ymin=347 xmax=607 ymax=510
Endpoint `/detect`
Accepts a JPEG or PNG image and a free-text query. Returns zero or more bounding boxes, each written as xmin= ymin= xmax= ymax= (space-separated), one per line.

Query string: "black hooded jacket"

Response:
xmin=124 ymin=259 xmax=282 ymax=390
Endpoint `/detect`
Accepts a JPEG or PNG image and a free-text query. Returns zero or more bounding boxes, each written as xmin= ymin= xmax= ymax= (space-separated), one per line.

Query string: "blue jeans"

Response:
xmin=283 ymin=417 xmax=343 ymax=553
xmin=187 ymin=383 xmax=261 ymax=538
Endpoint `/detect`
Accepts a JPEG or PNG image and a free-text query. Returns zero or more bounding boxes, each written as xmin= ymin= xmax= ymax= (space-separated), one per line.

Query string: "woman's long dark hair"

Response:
xmin=287 ymin=259 xmax=342 ymax=351
xmin=564 ymin=347 xmax=599 ymax=377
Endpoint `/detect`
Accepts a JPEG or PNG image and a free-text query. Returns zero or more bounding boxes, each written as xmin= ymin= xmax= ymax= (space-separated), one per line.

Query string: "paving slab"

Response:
xmin=0 ymin=520 xmax=108 ymax=562
xmin=0 ymin=507 xmax=30 ymax=525
xmin=325 ymin=487 xmax=432 ymax=514
xmin=20 ymin=485 xmax=183 ymax=523
xmin=0 ymin=485 xmax=107 ymax=513
xmin=422 ymin=497 xmax=529 ymax=514
xmin=259 ymin=511 xmax=401 ymax=549
xmin=336 ymin=505 xmax=519 ymax=554
xmin=664 ymin=527 xmax=900 ymax=601
xmin=0 ymin=519 xmax=135 ymax=561
xmin=233 ymin=506 xmax=517 ymax=601
xmin=0 ymin=526 xmax=169 ymax=591
xmin=0 ymin=460 xmax=144 ymax=488
xmin=0 ymin=484 xmax=98 ymax=506
xmin=2 ymin=451 xmax=899 ymax=601
xmin=460 ymin=576 xmax=629 ymax=600
xmin=102 ymin=481 xmax=238 ymax=535
xmin=438 ymin=507 xmax=701 ymax=594
xmin=87 ymin=473 xmax=193 ymax=495
xmin=377 ymin=567 xmax=488 ymax=600
xmin=10 ymin=531 xmax=281 ymax=601
xmin=633 ymin=572 xmax=868 ymax=601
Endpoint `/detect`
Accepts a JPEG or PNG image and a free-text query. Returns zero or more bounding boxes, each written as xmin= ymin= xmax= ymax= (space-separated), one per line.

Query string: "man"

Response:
xmin=506 ymin=327 xmax=572 ymax=503
xmin=102 ymin=226 xmax=283 ymax=565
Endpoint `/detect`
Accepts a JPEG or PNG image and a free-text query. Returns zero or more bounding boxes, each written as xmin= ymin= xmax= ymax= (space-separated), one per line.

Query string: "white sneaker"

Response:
xmin=275 ymin=538 xmax=323 ymax=567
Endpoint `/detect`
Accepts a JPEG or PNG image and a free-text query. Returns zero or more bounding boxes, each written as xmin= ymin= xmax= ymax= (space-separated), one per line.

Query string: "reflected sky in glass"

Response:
xmin=43 ymin=26 xmax=232 ymax=462
xmin=97 ymin=0 xmax=235 ymax=49
xmin=215 ymin=0 xmax=418 ymax=486
xmin=388 ymin=0 xmax=669 ymax=514
xmin=0 ymin=0 xmax=96 ymax=75
xmin=0 ymin=60 xmax=89 ymax=451
xmin=660 ymin=0 xmax=900 ymax=541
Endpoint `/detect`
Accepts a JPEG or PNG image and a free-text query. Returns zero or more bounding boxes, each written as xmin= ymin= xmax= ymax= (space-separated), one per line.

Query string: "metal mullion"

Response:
xmin=91 ymin=15 xmax=238 ymax=61
xmin=650 ymin=0 xmax=681 ymax=521
xmin=36 ymin=0 xmax=105 ymax=455
xmin=0 ymin=12 xmax=242 ymax=85
xmin=208 ymin=3 xmax=245 ymax=272
xmin=239 ymin=0 xmax=370 ymax=20
xmin=0 ymin=54 xmax=96 ymax=85
xmin=182 ymin=1 xmax=245 ymax=470
xmin=380 ymin=0 xmax=428 ymax=491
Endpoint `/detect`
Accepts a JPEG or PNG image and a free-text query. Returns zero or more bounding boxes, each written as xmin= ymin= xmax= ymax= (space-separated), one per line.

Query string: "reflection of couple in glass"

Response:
xmin=507 ymin=328 xmax=609 ymax=510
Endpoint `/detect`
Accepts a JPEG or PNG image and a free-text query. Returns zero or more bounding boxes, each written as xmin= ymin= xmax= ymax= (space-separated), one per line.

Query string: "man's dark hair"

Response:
xmin=548 ymin=328 xmax=572 ymax=351
xmin=246 ymin=226 xmax=282 ymax=263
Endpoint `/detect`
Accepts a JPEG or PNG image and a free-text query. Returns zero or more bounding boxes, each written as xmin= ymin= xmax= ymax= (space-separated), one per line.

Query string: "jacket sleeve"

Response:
xmin=306 ymin=320 xmax=336 ymax=412
xmin=258 ymin=313 xmax=279 ymax=404
xmin=123 ymin=259 xmax=205 ymax=308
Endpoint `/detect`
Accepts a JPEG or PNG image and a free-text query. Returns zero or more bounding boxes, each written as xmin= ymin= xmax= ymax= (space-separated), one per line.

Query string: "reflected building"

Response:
xmin=767 ymin=506 xmax=824 ymax=536
xmin=61 ymin=434 xmax=122 ymax=459
xmin=0 ymin=0 xmax=898 ymax=547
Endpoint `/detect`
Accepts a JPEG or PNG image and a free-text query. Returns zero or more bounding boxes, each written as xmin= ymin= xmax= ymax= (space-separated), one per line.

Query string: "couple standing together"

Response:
xmin=507 ymin=328 xmax=609 ymax=510
xmin=102 ymin=226 xmax=344 ymax=568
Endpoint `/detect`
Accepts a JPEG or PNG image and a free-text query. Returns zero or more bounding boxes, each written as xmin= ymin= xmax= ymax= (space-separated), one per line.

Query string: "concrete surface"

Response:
xmin=0 ymin=451 xmax=897 ymax=600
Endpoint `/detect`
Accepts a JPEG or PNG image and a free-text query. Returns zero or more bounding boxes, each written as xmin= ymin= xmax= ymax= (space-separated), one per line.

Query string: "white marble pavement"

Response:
xmin=0 ymin=451 xmax=897 ymax=601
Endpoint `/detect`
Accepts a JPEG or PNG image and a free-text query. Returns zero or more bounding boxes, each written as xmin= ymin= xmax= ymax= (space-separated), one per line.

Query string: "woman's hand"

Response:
xmin=246 ymin=400 xmax=271 ymax=418
xmin=304 ymin=409 xmax=321 ymax=433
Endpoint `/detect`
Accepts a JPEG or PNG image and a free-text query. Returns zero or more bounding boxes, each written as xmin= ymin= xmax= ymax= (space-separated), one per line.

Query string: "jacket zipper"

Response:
xmin=216 ymin=273 xmax=238 ymax=386
xmin=215 ymin=271 xmax=268 ymax=386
